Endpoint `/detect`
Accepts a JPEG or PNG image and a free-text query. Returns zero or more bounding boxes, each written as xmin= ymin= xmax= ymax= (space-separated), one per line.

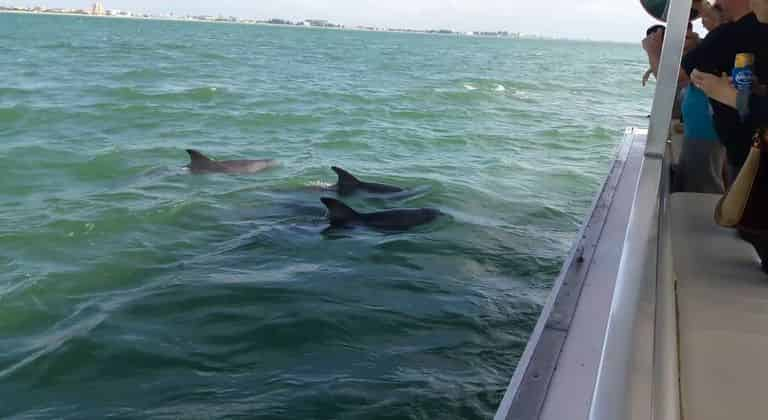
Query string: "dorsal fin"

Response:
xmin=186 ymin=149 xmax=213 ymax=164
xmin=320 ymin=197 xmax=360 ymax=226
xmin=331 ymin=166 xmax=362 ymax=195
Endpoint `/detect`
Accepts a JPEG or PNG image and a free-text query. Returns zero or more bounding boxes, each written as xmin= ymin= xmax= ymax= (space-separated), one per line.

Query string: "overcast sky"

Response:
xmin=3 ymin=0 xmax=680 ymax=42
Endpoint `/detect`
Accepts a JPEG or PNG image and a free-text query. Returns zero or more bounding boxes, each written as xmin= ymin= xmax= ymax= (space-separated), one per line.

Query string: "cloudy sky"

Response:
xmin=3 ymin=0 xmax=674 ymax=42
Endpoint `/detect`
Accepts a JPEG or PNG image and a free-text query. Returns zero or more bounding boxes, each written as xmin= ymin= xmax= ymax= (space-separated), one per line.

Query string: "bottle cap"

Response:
xmin=735 ymin=53 xmax=755 ymax=68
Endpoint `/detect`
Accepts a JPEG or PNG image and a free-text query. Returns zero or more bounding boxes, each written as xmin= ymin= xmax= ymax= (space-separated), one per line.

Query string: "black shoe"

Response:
xmin=738 ymin=230 xmax=768 ymax=274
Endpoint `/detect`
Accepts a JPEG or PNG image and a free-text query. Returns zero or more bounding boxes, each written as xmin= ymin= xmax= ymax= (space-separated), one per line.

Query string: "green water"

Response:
xmin=0 ymin=13 xmax=651 ymax=419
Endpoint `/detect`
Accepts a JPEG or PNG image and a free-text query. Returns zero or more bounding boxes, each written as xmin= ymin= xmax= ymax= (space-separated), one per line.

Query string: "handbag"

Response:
xmin=715 ymin=128 xmax=768 ymax=232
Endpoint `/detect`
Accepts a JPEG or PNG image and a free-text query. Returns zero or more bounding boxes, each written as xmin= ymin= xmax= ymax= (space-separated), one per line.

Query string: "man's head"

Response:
xmin=718 ymin=0 xmax=752 ymax=21
xmin=713 ymin=1 xmax=727 ymax=19
xmin=751 ymin=0 xmax=768 ymax=22
xmin=698 ymin=0 xmax=727 ymax=29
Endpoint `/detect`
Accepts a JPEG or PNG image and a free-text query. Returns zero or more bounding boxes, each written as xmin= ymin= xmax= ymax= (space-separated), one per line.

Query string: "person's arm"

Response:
xmin=691 ymin=70 xmax=738 ymax=107
xmin=642 ymin=31 xmax=701 ymax=88
xmin=642 ymin=68 xmax=654 ymax=86
xmin=643 ymin=30 xmax=692 ymax=86
xmin=693 ymin=70 xmax=768 ymax=124
xmin=642 ymin=31 xmax=663 ymax=79
xmin=692 ymin=71 xmax=768 ymax=109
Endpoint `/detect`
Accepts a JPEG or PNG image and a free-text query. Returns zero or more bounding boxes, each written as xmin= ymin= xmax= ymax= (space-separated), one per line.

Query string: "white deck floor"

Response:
xmin=671 ymin=193 xmax=768 ymax=420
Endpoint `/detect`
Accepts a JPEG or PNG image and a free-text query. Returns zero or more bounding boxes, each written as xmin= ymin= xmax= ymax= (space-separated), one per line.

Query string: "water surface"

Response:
xmin=0 ymin=13 xmax=651 ymax=419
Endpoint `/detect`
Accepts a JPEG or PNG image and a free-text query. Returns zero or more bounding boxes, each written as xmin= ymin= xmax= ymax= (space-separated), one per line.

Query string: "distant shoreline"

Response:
xmin=0 ymin=9 xmax=492 ymax=37
xmin=0 ymin=9 xmax=630 ymax=44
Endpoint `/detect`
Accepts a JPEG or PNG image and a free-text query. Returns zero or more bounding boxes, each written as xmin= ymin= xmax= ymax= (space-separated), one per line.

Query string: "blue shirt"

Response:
xmin=681 ymin=85 xmax=720 ymax=141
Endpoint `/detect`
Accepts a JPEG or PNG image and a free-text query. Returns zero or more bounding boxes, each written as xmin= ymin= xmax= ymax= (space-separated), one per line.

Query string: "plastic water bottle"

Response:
xmin=733 ymin=53 xmax=754 ymax=120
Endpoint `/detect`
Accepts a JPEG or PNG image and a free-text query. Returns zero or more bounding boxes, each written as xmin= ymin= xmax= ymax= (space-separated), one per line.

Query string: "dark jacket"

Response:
xmin=682 ymin=13 xmax=768 ymax=167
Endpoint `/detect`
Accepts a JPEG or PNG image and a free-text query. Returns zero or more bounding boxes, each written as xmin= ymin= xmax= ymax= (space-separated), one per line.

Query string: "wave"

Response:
xmin=110 ymin=68 xmax=171 ymax=82
xmin=0 ymin=87 xmax=35 ymax=96
xmin=102 ymin=86 xmax=225 ymax=102
xmin=38 ymin=41 xmax=77 ymax=49
xmin=314 ymin=138 xmax=372 ymax=151
xmin=0 ymin=307 xmax=108 ymax=380
xmin=0 ymin=106 xmax=26 ymax=124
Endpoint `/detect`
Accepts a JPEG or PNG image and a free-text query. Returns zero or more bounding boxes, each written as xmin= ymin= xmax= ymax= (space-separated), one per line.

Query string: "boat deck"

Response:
xmin=672 ymin=193 xmax=768 ymax=420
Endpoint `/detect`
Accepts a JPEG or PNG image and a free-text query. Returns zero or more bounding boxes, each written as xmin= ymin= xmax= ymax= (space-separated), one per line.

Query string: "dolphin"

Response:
xmin=185 ymin=149 xmax=277 ymax=174
xmin=331 ymin=166 xmax=404 ymax=196
xmin=320 ymin=197 xmax=442 ymax=230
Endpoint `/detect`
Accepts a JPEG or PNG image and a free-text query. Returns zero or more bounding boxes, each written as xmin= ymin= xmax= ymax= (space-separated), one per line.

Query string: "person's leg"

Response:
xmin=678 ymin=139 xmax=726 ymax=193
xmin=674 ymin=139 xmax=691 ymax=193
xmin=704 ymin=142 xmax=727 ymax=193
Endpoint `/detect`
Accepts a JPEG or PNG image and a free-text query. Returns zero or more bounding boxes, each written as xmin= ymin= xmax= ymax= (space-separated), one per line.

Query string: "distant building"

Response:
xmin=303 ymin=19 xmax=342 ymax=28
xmin=305 ymin=19 xmax=329 ymax=26
xmin=267 ymin=18 xmax=293 ymax=25
xmin=91 ymin=1 xmax=105 ymax=16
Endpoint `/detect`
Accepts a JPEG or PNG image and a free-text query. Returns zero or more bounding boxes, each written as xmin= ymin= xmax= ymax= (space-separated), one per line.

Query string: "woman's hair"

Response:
xmin=646 ymin=24 xmax=665 ymax=36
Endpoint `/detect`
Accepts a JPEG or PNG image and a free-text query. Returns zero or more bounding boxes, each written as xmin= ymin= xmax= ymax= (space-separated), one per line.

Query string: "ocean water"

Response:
xmin=0 ymin=13 xmax=651 ymax=419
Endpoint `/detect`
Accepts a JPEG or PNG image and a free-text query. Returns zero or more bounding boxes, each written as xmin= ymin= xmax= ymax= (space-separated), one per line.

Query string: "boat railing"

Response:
xmin=652 ymin=140 xmax=680 ymax=420
xmin=588 ymin=0 xmax=691 ymax=419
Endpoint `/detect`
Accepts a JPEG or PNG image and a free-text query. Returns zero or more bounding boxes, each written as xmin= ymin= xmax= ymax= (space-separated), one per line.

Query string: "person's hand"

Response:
xmin=642 ymin=30 xmax=663 ymax=58
xmin=691 ymin=69 xmax=738 ymax=108
xmin=642 ymin=69 xmax=653 ymax=87
xmin=691 ymin=0 xmax=708 ymax=12
xmin=673 ymin=121 xmax=685 ymax=134
xmin=684 ymin=31 xmax=700 ymax=54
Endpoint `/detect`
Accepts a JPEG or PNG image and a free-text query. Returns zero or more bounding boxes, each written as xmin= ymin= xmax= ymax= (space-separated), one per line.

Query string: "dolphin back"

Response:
xmin=321 ymin=197 xmax=361 ymax=226
xmin=186 ymin=149 xmax=218 ymax=172
xmin=331 ymin=166 xmax=362 ymax=195
xmin=364 ymin=208 xmax=441 ymax=229
xmin=186 ymin=149 xmax=277 ymax=174
xmin=332 ymin=166 xmax=403 ymax=195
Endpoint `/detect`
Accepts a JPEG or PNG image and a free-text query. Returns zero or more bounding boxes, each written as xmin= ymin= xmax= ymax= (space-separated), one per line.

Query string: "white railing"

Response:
xmin=588 ymin=0 xmax=691 ymax=419
xmin=587 ymin=154 xmax=661 ymax=420
xmin=646 ymin=0 xmax=692 ymax=157
xmin=653 ymin=142 xmax=680 ymax=420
